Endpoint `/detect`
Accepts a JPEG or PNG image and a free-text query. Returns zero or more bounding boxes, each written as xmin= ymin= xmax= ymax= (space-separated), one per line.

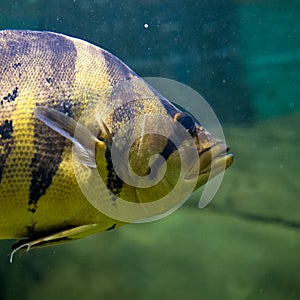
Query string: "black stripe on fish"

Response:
xmin=0 ymin=119 xmax=14 ymax=183
xmin=28 ymin=33 xmax=77 ymax=213
xmin=28 ymin=100 xmax=75 ymax=213
xmin=28 ymin=122 xmax=67 ymax=213
xmin=146 ymin=137 xmax=178 ymax=181
xmin=105 ymin=147 xmax=123 ymax=198
xmin=159 ymin=138 xmax=178 ymax=161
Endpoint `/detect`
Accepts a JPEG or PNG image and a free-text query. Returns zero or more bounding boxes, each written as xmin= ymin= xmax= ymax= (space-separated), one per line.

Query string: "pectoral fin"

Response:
xmin=34 ymin=106 xmax=106 ymax=168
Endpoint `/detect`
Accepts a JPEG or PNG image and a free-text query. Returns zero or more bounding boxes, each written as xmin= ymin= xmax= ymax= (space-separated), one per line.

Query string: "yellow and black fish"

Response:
xmin=0 ymin=30 xmax=233 ymax=255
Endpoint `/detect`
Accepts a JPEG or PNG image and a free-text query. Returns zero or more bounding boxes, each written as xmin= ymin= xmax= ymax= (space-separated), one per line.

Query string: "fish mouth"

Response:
xmin=185 ymin=142 xmax=233 ymax=180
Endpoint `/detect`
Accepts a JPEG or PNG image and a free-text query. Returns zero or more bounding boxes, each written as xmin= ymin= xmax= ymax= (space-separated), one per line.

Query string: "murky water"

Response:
xmin=0 ymin=1 xmax=299 ymax=299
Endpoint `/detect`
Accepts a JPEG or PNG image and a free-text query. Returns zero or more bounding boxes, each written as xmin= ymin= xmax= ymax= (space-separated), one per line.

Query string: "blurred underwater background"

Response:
xmin=0 ymin=0 xmax=299 ymax=299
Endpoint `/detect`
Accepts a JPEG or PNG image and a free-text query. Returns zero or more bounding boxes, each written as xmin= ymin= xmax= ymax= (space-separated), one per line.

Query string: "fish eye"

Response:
xmin=174 ymin=112 xmax=196 ymax=135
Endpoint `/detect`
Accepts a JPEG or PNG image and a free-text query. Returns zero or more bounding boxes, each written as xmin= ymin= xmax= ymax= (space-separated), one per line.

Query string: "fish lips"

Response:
xmin=185 ymin=142 xmax=233 ymax=181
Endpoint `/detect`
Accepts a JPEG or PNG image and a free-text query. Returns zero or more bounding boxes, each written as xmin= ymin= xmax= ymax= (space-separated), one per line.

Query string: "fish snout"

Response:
xmin=185 ymin=142 xmax=233 ymax=181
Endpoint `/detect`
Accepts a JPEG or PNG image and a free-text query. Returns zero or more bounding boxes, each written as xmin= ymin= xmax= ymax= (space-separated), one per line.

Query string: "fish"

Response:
xmin=0 ymin=30 xmax=233 ymax=257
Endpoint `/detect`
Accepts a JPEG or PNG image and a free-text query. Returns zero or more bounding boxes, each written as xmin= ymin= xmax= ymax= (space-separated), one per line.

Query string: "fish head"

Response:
xmin=93 ymin=78 xmax=233 ymax=205
xmin=121 ymin=111 xmax=233 ymax=198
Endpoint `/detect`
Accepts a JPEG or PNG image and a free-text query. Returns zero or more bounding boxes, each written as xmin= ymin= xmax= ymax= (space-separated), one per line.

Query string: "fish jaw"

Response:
xmin=184 ymin=125 xmax=234 ymax=188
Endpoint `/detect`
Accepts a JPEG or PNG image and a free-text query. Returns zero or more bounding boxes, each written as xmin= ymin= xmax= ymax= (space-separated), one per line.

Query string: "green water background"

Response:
xmin=0 ymin=1 xmax=299 ymax=299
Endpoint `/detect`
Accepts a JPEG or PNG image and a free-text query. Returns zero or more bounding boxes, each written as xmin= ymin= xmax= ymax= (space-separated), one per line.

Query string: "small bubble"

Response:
xmin=144 ymin=23 xmax=149 ymax=29
xmin=222 ymin=79 xmax=226 ymax=84
xmin=289 ymin=102 xmax=295 ymax=109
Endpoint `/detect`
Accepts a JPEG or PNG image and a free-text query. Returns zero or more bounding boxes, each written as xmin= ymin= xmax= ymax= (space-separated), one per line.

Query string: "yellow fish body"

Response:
xmin=0 ymin=30 xmax=233 ymax=253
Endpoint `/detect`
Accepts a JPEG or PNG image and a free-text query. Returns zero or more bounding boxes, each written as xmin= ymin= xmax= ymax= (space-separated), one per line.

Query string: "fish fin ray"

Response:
xmin=34 ymin=106 xmax=105 ymax=168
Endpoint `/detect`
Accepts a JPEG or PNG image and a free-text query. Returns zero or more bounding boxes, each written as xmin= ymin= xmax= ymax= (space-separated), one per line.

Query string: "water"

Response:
xmin=0 ymin=1 xmax=299 ymax=299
